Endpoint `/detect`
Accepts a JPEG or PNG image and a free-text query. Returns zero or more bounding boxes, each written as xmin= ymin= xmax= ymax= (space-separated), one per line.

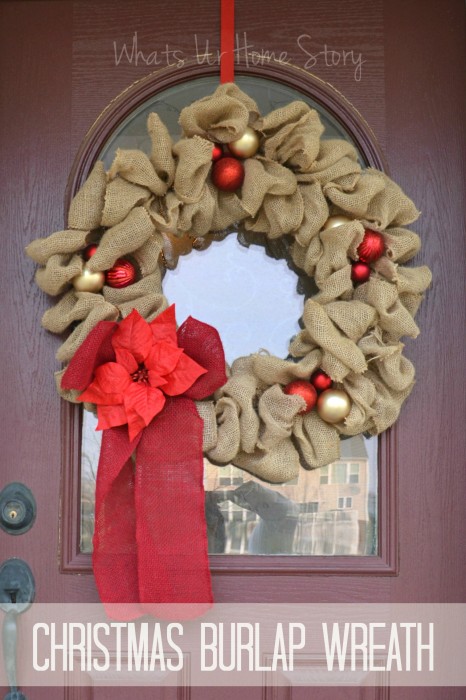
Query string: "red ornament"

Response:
xmin=212 ymin=144 xmax=223 ymax=162
xmin=357 ymin=229 xmax=385 ymax=263
xmin=351 ymin=261 xmax=371 ymax=284
xmin=105 ymin=259 xmax=137 ymax=288
xmin=83 ymin=244 xmax=98 ymax=260
xmin=283 ymin=380 xmax=317 ymax=414
xmin=310 ymin=369 xmax=333 ymax=393
xmin=211 ymin=157 xmax=245 ymax=192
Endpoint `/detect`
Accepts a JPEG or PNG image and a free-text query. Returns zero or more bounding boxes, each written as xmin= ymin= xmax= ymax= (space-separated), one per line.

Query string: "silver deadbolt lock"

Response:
xmin=0 ymin=484 xmax=36 ymax=535
xmin=0 ymin=558 xmax=35 ymax=700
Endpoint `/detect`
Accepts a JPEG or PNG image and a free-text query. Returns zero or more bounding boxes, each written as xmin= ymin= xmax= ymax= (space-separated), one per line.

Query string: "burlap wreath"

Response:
xmin=26 ymin=83 xmax=431 ymax=483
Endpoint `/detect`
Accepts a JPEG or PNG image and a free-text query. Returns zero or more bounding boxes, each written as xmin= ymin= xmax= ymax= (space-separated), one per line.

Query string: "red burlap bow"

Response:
xmin=62 ymin=306 xmax=226 ymax=619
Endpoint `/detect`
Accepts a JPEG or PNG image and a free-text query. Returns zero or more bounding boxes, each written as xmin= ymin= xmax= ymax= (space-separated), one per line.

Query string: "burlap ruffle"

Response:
xmin=26 ymin=83 xmax=431 ymax=482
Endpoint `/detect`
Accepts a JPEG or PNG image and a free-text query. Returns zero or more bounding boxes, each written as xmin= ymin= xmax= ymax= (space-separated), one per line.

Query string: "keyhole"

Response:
xmin=6 ymin=589 xmax=18 ymax=604
xmin=9 ymin=510 xmax=17 ymax=520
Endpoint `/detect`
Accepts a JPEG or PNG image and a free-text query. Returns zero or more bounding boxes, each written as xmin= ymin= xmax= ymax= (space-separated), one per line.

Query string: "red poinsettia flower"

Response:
xmin=68 ymin=306 xmax=209 ymax=441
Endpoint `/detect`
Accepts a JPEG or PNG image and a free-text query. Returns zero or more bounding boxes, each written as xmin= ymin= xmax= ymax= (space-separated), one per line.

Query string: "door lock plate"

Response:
xmin=0 ymin=484 xmax=36 ymax=536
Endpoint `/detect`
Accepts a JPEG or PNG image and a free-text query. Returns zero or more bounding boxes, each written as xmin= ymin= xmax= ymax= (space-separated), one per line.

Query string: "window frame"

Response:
xmin=60 ymin=62 xmax=397 ymax=578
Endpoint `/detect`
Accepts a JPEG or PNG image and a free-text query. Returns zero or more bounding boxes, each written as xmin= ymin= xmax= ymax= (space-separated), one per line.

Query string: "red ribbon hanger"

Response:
xmin=220 ymin=0 xmax=235 ymax=83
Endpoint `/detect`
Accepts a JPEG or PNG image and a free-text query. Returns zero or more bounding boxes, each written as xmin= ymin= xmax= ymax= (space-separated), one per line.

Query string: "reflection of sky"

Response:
xmin=163 ymin=235 xmax=304 ymax=364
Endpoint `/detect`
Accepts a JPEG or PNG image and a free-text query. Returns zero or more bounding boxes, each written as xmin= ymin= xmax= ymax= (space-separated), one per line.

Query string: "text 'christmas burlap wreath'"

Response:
xmin=26 ymin=82 xmax=431 ymax=618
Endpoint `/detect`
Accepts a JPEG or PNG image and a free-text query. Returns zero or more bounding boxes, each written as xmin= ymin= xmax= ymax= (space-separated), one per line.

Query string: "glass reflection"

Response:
xmin=81 ymin=409 xmax=377 ymax=556
xmin=98 ymin=75 xmax=365 ymax=169
xmin=204 ymin=437 xmax=377 ymax=556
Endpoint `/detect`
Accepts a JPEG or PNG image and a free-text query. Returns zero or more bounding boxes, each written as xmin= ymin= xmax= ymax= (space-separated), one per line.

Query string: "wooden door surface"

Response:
xmin=1 ymin=1 xmax=465 ymax=699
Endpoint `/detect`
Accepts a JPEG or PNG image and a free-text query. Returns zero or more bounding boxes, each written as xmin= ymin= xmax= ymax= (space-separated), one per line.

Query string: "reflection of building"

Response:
xmin=204 ymin=436 xmax=375 ymax=556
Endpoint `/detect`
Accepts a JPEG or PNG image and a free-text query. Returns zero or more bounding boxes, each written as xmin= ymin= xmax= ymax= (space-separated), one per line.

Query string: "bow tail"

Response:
xmin=135 ymin=397 xmax=213 ymax=618
xmin=92 ymin=425 xmax=142 ymax=620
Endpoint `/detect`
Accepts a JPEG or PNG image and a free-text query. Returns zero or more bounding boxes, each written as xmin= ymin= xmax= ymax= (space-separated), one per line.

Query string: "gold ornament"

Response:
xmin=317 ymin=389 xmax=351 ymax=424
xmin=322 ymin=215 xmax=352 ymax=231
xmin=72 ymin=266 xmax=105 ymax=293
xmin=227 ymin=127 xmax=260 ymax=159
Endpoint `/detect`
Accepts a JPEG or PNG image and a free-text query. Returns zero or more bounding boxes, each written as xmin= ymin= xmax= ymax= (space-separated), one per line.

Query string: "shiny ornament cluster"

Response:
xmin=323 ymin=216 xmax=385 ymax=285
xmin=284 ymin=370 xmax=351 ymax=424
xmin=26 ymin=82 xmax=431 ymax=479
xmin=210 ymin=126 xmax=260 ymax=192
xmin=72 ymin=243 xmax=138 ymax=292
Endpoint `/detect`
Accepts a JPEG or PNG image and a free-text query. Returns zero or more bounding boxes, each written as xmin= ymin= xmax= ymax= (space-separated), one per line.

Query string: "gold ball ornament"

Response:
xmin=322 ymin=215 xmax=352 ymax=231
xmin=72 ymin=266 xmax=105 ymax=293
xmin=317 ymin=389 xmax=351 ymax=424
xmin=227 ymin=127 xmax=260 ymax=159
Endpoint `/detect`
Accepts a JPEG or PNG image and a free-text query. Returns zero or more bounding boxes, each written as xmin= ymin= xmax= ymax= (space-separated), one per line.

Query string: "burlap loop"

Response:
xmin=86 ymin=207 xmax=155 ymax=273
xmin=312 ymin=265 xmax=355 ymax=305
xmin=241 ymin=158 xmax=304 ymax=237
xmin=244 ymin=185 xmax=304 ymax=239
xmin=194 ymin=401 xmax=218 ymax=453
xmin=295 ymin=300 xmax=368 ymax=381
xmin=382 ymin=227 xmax=421 ymax=263
xmin=362 ymin=369 xmax=414 ymax=435
xmin=325 ymin=300 xmax=377 ymax=341
xmin=217 ymin=370 xmax=261 ymax=454
xmin=293 ymin=183 xmax=329 ymax=246
xmin=251 ymin=351 xmax=322 ymax=385
xmin=298 ymin=140 xmax=361 ymax=186
xmin=68 ymin=161 xmax=107 ymax=230
xmin=35 ymin=253 xmax=84 ymax=296
xmin=42 ymin=290 xmax=110 ymax=333
xmin=145 ymin=192 xmax=181 ymax=233
xmin=325 ymin=169 xmax=419 ymax=229
xmin=132 ymin=234 xmax=164 ymax=276
xmin=101 ymin=179 xmax=152 ymax=228
xmin=51 ymin=295 xmax=118 ymax=363
xmin=177 ymin=181 xmax=246 ymax=236
xmin=147 ymin=112 xmax=176 ymax=188
xmin=173 ymin=136 xmax=214 ymax=204
xmin=233 ymin=440 xmax=300 ymax=484
xmin=26 ymin=82 xmax=431 ymax=479
xmin=358 ymin=332 xmax=415 ymax=392
xmin=258 ymin=102 xmax=324 ymax=171
xmin=207 ymin=397 xmax=241 ymax=464
xmin=25 ymin=229 xmax=90 ymax=264
xmin=292 ymin=411 xmax=340 ymax=470
xmin=392 ymin=265 xmax=432 ymax=296
xmin=257 ymin=385 xmax=306 ymax=449
xmin=315 ymin=220 xmax=365 ymax=282
xmin=354 ymin=278 xmax=420 ymax=339
xmin=179 ymin=83 xmax=260 ymax=141
xmin=241 ymin=158 xmax=297 ymax=216
xmin=108 ymin=148 xmax=169 ymax=197
xmin=211 ymin=185 xmax=247 ymax=230
xmin=336 ymin=372 xmax=376 ymax=434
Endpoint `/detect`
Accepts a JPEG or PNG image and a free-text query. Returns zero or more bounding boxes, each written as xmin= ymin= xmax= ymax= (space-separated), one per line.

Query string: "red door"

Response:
xmin=1 ymin=1 xmax=465 ymax=699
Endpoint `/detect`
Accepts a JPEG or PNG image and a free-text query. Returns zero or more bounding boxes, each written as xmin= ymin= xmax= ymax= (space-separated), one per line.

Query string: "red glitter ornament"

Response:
xmin=212 ymin=144 xmax=223 ymax=162
xmin=310 ymin=369 xmax=333 ymax=393
xmin=105 ymin=259 xmax=137 ymax=288
xmin=283 ymin=380 xmax=317 ymax=414
xmin=83 ymin=244 xmax=98 ymax=260
xmin=351 ymin=261 xmax=371 ymax=284
xmin=211 ymin=157 xmax=244 ymax=192
xmin=357 ymin=229 xmax=385 ymax=263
